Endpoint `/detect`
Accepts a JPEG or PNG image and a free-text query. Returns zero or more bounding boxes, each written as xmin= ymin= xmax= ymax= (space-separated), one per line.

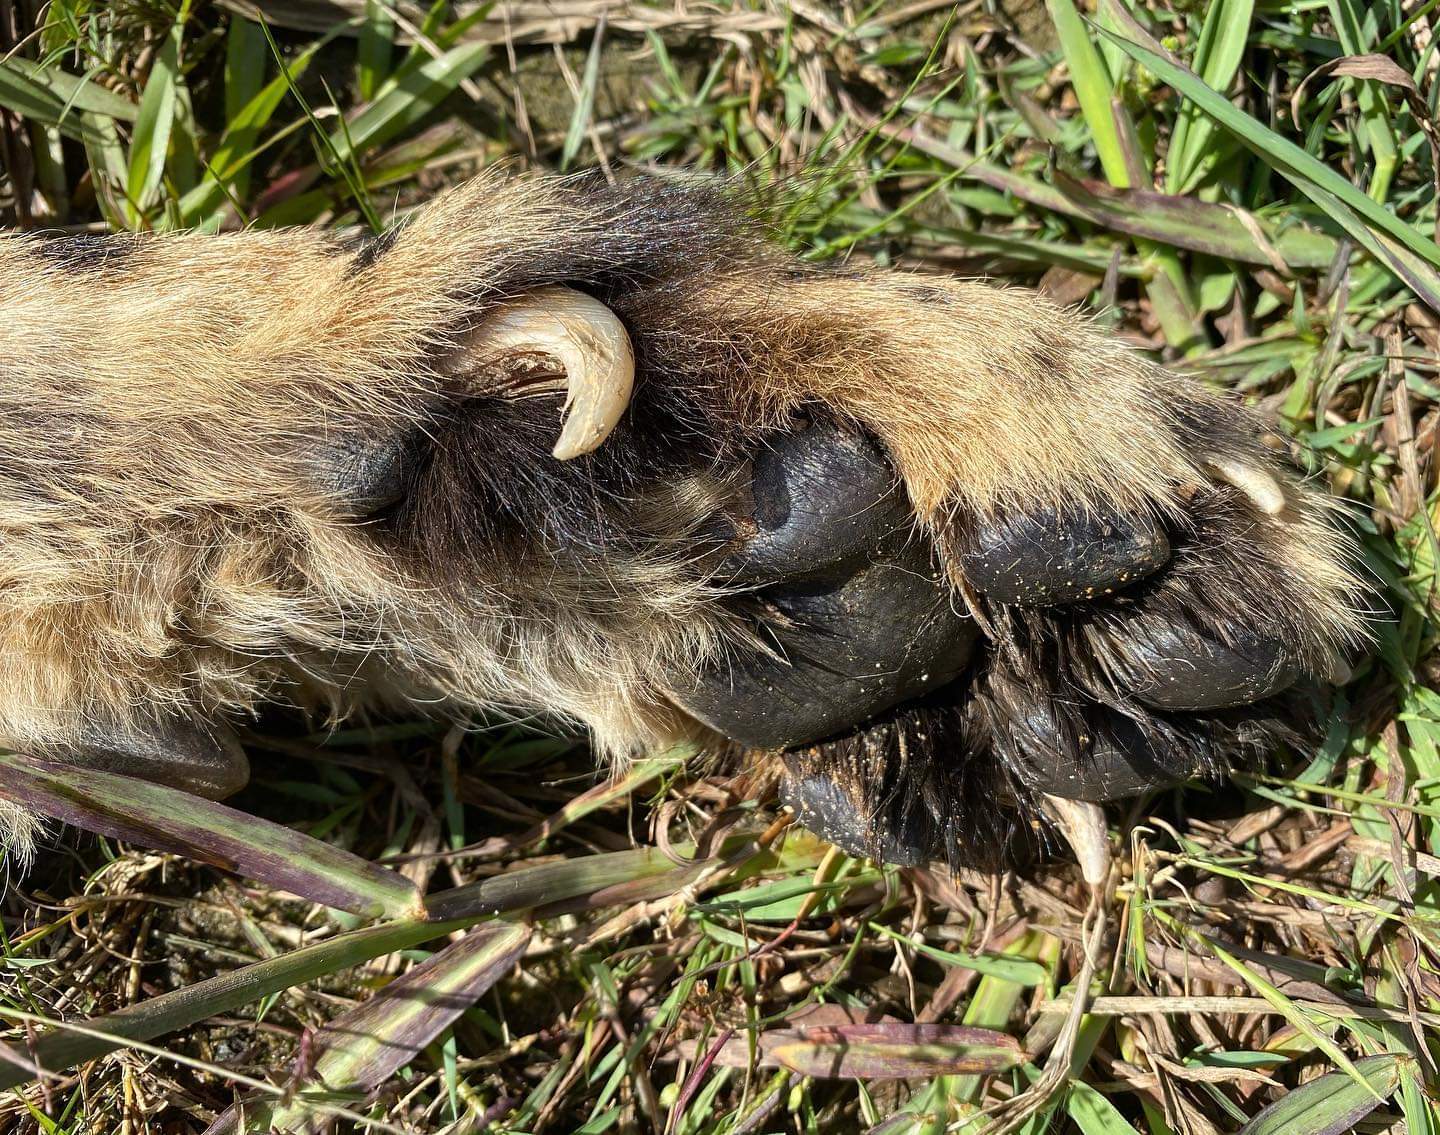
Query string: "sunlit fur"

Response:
xmin=0 ymin=172 xmax=1368 ymax=862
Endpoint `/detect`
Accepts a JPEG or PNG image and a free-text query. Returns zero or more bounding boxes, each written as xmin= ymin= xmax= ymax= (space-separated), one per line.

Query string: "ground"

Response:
xmin=0 ymin=0 xmax=1438 ymax=1132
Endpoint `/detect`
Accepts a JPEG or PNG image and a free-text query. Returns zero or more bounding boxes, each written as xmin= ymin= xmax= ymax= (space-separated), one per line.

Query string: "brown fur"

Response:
xmin=0 ymin=172 xmax=1368 ymax=859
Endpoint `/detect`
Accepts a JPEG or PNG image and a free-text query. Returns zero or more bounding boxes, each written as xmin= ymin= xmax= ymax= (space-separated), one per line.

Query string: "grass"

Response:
xmin=1 ymin=0 xmax=1439 ymax=1131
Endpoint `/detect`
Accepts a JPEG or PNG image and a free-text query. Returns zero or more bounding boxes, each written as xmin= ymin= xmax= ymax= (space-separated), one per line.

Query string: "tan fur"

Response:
xmin=0 ymin=172 xmax=1367 ymax=855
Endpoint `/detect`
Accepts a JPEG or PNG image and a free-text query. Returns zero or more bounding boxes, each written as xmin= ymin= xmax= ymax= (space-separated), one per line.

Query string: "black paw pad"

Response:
xmin=675 ymin=421 xmax=978 ymax=750
xmin=54 ymin=718 xmax=250 ymax=800
xmin=957 ymin=503 xmax=1170 ymax=606
xmin=779 ymin=752 xmax=932 ymax=866
xmin=679 ymin=542 xmax=978 ymax=749
xmin=1101 ymin=619 xmax=1299 ymax=710
xmin=306 ymin=428 xmax=422 ymax=518
xmin=722 ymin=423 xmax=909 ymax=583
xmin=1005 ymin=702 xmax=1204 ymax=801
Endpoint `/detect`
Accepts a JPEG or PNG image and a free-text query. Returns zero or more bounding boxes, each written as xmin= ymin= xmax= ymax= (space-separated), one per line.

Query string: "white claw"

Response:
xmin=1042 ymin=794 xmax=1111 ymax=887
xmin=450 ymin=286 xmax=636 ymax=460
xmin=1211 ymin=459 xmax=1287 ymax=515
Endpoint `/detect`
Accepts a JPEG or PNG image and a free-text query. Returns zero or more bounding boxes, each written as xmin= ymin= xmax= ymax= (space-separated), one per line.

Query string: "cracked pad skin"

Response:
xmin=0 ymin=173 xmax=1366 ymax=870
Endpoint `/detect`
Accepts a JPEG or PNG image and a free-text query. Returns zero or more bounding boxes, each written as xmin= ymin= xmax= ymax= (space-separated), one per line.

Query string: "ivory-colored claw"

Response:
xmin=1041 ymin=794 xmax=1111 ymax=887
xmin=452 ymin=285 xmax=636 ymax=460
xmin=1211 ymin=458 xmax=1287 ymax=516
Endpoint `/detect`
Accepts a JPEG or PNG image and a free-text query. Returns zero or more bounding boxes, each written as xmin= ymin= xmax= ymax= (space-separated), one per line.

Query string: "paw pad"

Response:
xmin=674 ymin=421 xmax=977 ymax=750
xmin=672 ymin=420 xmax=1363 ymax=869
xmin=1101 ymin=619 xmax=1299 ymax=711
xmin=778 ymin=751 xmax=932 ymax=867
xmin=957 ymin=503 xmax=1170 ymax=606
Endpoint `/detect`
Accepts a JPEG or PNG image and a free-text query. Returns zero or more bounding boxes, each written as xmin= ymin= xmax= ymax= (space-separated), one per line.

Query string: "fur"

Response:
xmin=0 ymin=172 xmax=1369 ymax=862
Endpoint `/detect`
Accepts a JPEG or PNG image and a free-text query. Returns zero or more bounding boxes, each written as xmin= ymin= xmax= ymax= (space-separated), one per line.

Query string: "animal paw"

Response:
xmin=665 ymin=360 xmax=1365 ymax=869
xmin=0 ymin=174 xmax=1369 ymax=874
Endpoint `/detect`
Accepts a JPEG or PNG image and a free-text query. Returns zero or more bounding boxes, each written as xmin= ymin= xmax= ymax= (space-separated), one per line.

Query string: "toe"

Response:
xmin=1069 ymin=487 xmax=1336 ymax=711
xmin=674 ymin=421 xmax=978 ymax=751
xmin=1005 ymin=700 xmax=1203 ymax=801
xmin=54 ymin=718 xmax=251 ymax=800
xmin=1098 ymin=617 xmax=1299 ymax=710
xmin=957 ymin=502 xmax=1170 ymax=606
xmin=722 ymin=421 xmax=910 ymax=583
xmin=779 ymin=752 xmax=934 ymax=866
xmin=676 ymin=541 xmax=978 ymax=749
xmin=305 ymin=425 xmax=423 ymax=518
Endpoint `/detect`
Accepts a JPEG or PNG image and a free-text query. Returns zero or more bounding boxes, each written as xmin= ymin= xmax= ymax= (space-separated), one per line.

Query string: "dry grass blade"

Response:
xmin=216 ymin=0 xmax=786 ymax=46
xmin=674 ymin=1021 xmax=1025 ymax=1081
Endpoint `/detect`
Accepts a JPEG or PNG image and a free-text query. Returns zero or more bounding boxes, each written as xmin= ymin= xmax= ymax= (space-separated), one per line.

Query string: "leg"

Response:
xmin=0 ymin=174 xmax=1367 ymax=869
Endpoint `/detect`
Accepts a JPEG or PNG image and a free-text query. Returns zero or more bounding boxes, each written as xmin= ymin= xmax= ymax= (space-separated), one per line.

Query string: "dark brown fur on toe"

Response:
xmin=0 ymin=171 xmax=1368 ymax=864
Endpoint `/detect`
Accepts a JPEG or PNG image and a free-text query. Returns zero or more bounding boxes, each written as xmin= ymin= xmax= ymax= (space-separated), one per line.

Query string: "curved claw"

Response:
xmin=1210 ymin=458 xmax=1287 ymax=515
xmin=1041 ymin=794 xmax=1110 ymax=886
xmin=450 ymin=286 xmax=636 ymax=460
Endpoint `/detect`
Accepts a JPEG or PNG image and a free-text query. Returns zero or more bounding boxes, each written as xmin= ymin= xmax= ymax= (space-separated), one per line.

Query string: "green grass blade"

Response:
xmin=0 ymin=752 xmax=424 ymax=920
xmin=426 ymin=832 xmax=773 ymax=922
xmin=1202 ymin=935 xmax=1383 ymax=1100
xmin=0 ymin=60 xmax=130 ymax=145
xmin=868 ymin=923 xmax=1048 ymax=985
xmin=1167 ymin=0 xmax=1255 ymax=193
xmin=0 ymin=914 xmax=478 ymax=1091
xmin=328 ymin=39 xmax=490 ymax=162
xmin=1046 ymin=0 xmax=1203 ymax=347
xmin=1067 ymin=1079 xmax=1136 ymax=1134
xmin=253 ymin=19 xmax=382 ymax=230
xmin=0 ymin=57 xmax=136 ymax=122
xmin=1045 ymin=0 xmax=1128 ymax=186
xmin=952 ymin=158 xmax=1338 ymax=266
xmin=1050 ymin=169 xmax=1337 ymax=267
xmin=1398 ymin=1065 xmax=1440 ymax=1135
xmin=560 ymin=13 xmax=606 ymax=170
xmin=1099 ymin=26 xmax=1440 ymax=309
xmin=220 ymin=13 xmax=267 ymax=205
xmin=79 ymin=111 xmax=129 ymax=227
xmin=1101 ymin=26 xmax=1440 ymax=262
xmin=1327 ymin=0 xmax=1399 ymax=202
xmin=178 ymin=35 xmax=329 ymax=224
xmin=212 ymin=922 xmax=531 ymax=1132
xmin=1237 ymin=1054 xmax=1404 ymax=1134
xmin=949 ymin=931 xmax=1053 ymax=1106
xmin=357 ymin=0 xmax=395 ymax=101
xmin=125 ymin=8 xmax=187 ymax=225
xmin=517 ymin=747 xmax=688 ymax=847
xmin=0 ymin=832 xmax=775 ymax=1093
